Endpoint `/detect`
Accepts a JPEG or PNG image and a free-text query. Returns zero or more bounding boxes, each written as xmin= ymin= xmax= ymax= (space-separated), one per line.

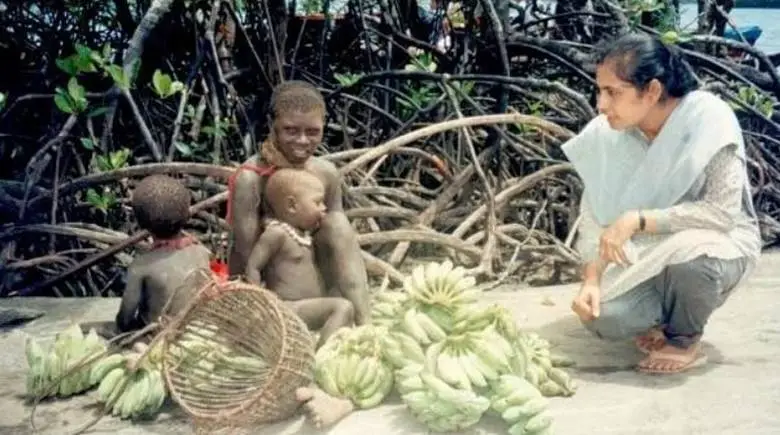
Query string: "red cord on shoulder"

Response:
xmin=209 ymin=259 xmax=229 ymax=282
xmin=225 ymin=163 xmax=277 ymax=226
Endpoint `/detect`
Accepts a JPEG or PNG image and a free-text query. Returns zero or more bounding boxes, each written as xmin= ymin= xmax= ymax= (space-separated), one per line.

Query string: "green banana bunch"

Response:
xmin=489 ymin=374 xmax=554 ymax=435
xmin=400 ymin=306 xmax=451 ymax=345
xmin=450 ymin=304 xmax=531 ymax=378
xmin=96 ymin=361 xmax=167 ymax=420
xmin=380 ymin=330 xmax=425 ymax=369
xmin=370 ymin=290 xmax=409 ymax=328
xmin=315 ymin=352 xmax=394 ymax=409
xmin=402 ymin=261 xmax=479 ymax=323
xmin=517 ymin=332 xmax=576 ymax=397
xmin=25 ymin=325 xmax=107 ymax=399
xmin=397 ymin=363 xmax=490 ymax=432
xmin=314 ymin=325 xmax=395 ymax=409
xmin=452 ymin=303 xmax=520 ymax=342
xmin=89 ymin=353 xmax=128 ymax=385
xmin=425 ymin=324 xmax=521 ymax=392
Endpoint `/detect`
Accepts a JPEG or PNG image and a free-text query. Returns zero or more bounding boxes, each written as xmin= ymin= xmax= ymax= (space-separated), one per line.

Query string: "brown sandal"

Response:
xmin=637 ymin=350 xmax=708 ymax=374
xmin=634 ymin=327 xmax=666 ymax=354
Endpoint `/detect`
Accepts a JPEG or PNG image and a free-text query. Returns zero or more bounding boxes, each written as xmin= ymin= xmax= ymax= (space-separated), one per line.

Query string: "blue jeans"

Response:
xmin=583 ymin=255 xmax=749 ymax=348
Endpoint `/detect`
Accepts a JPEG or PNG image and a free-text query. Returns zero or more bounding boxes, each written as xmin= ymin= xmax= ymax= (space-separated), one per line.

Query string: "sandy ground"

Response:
xmin=1 ymin=251 xmax=779 ymax=434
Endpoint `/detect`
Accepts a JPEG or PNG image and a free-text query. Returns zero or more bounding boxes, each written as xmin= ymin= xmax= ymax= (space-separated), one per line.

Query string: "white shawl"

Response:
xmin=561 ymin=90 xmax=761 ymax=301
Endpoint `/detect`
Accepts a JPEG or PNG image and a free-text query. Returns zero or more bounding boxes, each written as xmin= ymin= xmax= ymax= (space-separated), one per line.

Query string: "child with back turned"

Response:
xmin=81 ymin=174 xmax=211 ymax=341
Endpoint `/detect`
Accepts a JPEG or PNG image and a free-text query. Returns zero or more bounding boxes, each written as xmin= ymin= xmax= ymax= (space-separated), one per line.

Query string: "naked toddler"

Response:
xmin=244 ymin=167 xmax=355 ymax=349
xmin=81 ymin=174 xmax=212 ymax=342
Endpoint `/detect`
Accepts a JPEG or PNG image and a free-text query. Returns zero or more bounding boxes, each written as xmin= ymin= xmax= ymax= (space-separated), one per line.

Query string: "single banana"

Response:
xmin=402 ymin=309 xmax=431 ymax=345
xmin=415 ymin=311 xmax=447 ymax=341
xmin=90 ymin=354 xmax=126 ymax=385
xmin=315 ymin=361 xmax=341 ymax=397
xmin=396 ymin=373 xmax=424 ymax=394
xmin=435 ymin=349 xmax=461 ymax=387
xmin=353 ymin=357 xmax=372 ymax=389
xmin=446 ymin=349 xmax=472 ymax=391
xmin=393 ymin=332 xmax=425 ymax=362
xmin=474 ymin=338 xmax=511 ymax=372
xmin=105 ymin=371 xmax=130 ymax=412
xmin=98 ymin=367 xmax=125 ymax=402
xmin=523 ymin=410 xmax=554 ymax=433
xmin=459 ymin=351 xmax=487 ymax=388
xmin=145 ymin=369 xmax=167 ymax=414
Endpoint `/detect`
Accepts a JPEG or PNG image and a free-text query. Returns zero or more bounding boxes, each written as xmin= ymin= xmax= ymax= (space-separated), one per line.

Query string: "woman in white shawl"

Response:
xmin=562 ymin=33 xmax=762 ymax=374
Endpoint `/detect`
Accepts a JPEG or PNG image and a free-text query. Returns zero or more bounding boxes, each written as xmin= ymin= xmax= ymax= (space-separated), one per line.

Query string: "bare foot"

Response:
xmin=637 ymin=342 xmax=708 ymax=374
xmin=296 ymin=386 xmax=355 ymax=429
xmin=634 ymin=326 xmax=666 ymax=354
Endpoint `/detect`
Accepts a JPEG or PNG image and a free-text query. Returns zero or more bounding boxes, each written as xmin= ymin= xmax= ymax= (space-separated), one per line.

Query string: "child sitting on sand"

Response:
xmin=81 ymin=174 xmax=212 ymax=342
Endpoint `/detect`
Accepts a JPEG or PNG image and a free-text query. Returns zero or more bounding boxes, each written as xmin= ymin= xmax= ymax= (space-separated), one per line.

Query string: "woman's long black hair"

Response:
xmin=592 ymin=33 xmax=698 ymax=100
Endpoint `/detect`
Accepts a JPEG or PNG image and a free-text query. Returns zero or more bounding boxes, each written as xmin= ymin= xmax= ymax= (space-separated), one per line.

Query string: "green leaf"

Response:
xmin=102 ymin=43 xmax=112 ymax=62
xmin=0 ymin=92 xmax=6 ymax=111
xmin=73 ymin=45 xmax=97 ymax=73
xmin=106 ymin=65 xmax=129 ymax=90
xmin=75 ymin=44 xmax=91 ymax=58
xmin=80 ymin=137 xmax=95 ymax=150
xmin=152 ymin=70 xmax=172 ymax=97
xmin=95 ymin=155 xmax=111 ymax=172
xmin=110 ymin=149 xmax=130 ymax=168
xmin=85 ymin=188 xmax=104 ymax=209
xmin=56 ymin=57 xmax=78 ymax=76
xmin=76 ymin=54 xmax=96 ymax=73
xmin=175 ymin=141 xmax=193 ymax=156
xmin=169 ymin=81 xmax=185 ymax=95
xmin=67 ymin=78 xmax=85 ymax=101
xmin=53 ymin=91 xmax=74 ymax=114
xmin=66 ymin=78 xmax=88 ymax=112
xmin=459 ymin=81 xmax=475 ymax=95
xmin=660 ymin=31 xmax=679 ymax=45
xmin=334 ymin=73 xmax=363 ymax=87
xmin=87 ymin=106 xmax=111 ymax=118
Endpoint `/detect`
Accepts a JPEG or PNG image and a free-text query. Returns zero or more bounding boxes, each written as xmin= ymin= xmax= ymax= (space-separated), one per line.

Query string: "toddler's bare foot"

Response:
xmin=296 ymin=386 xmax=355 ymax=429
xmin=634 ymin=326 xmax=666 ymax=354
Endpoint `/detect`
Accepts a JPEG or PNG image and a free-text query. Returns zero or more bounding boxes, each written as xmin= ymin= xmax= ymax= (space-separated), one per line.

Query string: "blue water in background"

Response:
xmin=289 ymin=0 xmax=780 ymax=54
xmin=678 ymin=7 xmax=779 ymax=53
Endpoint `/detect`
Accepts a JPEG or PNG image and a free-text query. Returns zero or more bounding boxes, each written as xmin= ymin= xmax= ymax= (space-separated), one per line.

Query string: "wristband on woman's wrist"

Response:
xmin=637 ymin=210 xmax=646 ymax=231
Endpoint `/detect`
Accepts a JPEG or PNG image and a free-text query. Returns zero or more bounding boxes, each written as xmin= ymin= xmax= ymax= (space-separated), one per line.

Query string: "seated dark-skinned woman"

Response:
xmin=562 ymin=33 xmax=761 ymax=374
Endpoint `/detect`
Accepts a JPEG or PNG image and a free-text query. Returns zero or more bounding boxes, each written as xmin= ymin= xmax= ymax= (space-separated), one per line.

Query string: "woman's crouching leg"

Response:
xmin=582 ymin=279 xmax=664 ymax=341
xmin=657 ymin=255 xmax=749 ymax=348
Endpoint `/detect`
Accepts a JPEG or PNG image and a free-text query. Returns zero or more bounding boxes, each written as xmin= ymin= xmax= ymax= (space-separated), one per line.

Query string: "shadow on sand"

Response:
xmin=529 ymin=314 xmax=724 ymax=391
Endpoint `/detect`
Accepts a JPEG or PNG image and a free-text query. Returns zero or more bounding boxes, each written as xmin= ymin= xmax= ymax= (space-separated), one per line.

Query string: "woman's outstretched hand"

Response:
xmin=599 ymin=211 xmax=640 ymax=266
xmin=572 ymin=283 xmax=601 ymax=322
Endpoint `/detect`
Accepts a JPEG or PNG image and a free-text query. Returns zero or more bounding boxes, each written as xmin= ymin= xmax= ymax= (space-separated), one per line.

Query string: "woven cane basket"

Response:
xmin=160 ymin=279 xmax=315 ymax=432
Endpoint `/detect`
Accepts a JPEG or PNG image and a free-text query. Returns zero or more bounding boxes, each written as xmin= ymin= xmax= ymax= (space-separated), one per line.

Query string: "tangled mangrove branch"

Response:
xmin=1 ymin=0 xmax=779 ymax=297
